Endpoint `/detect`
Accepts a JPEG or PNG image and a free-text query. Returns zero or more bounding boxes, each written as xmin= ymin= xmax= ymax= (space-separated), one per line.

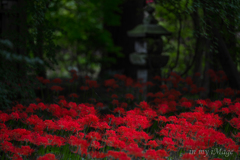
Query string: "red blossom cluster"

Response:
xmin=1 ymin=71 xmax=240 ymax=160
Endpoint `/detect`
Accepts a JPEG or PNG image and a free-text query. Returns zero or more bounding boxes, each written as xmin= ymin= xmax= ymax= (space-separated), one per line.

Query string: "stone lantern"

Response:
xmin=127 ymin=5 xmax=171 ymax=85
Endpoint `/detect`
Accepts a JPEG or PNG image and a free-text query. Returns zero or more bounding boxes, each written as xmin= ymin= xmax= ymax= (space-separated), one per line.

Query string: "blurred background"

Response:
xmin=1 ymin=0 xmax=240 ymax=108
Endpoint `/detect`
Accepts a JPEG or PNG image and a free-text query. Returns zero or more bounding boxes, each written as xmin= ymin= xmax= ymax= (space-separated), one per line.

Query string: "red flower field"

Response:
xmin=0 ymin=70 xmax=239 ymax=160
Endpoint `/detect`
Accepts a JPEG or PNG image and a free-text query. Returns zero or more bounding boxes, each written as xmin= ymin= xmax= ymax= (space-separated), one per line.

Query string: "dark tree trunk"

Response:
xmin=211 ymin=24 xmax=240 ymax=90
xmin=101 ymin=0 xmax=145 ymax=78
xmin=190 ymin=3 xmax=206 ymax=87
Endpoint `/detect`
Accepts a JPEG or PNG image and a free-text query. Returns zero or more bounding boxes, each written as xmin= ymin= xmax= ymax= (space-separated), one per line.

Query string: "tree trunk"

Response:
xmin=190 ymin=4 xmax=206 ymax=87
xmin=101 ymin=0 xmax=145 ymax=78
xmin=211 ymin=23 xmax=240 ymax=90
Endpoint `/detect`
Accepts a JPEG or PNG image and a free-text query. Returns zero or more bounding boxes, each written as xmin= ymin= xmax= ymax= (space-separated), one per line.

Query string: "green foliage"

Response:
xmin=45 ymin=0 xmax=123 ymax=77
xmin=154 ymin=2 xmax=195 ymax=75
xmin=153 ymin=0 xmax=240 ymax=75
xmin=0 ymin=0 xmax=58 ymax=109
xmin=0 ymin=40 xmax=43 ymax=110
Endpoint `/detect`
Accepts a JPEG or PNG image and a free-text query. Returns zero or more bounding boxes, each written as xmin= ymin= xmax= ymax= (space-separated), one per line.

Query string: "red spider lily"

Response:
xmin=89 ymin=151 xmax=106 ymax=159
xmin=156 ymin=149 xmax=169 ymax=158
xmin=25 ymin=115 xmax=43 ymax=126
xmin=221 ymin=107 xmax=230 ymax=114
xmin=153 ymin=75 xmax=161 ymax=81
xmin=157 ymin=104 xmax=169 ymax=114
xmin=15 ymin=145 xmax=34 ymax=156
xmin=52 ymin=78 xmax=62 ymax=84
xmin=145 ymin=81 xmax=155 ymax=86
xmin=167 ymin=116 xmax=178 ymax=122
xmin=208 ymin=100 xmax=222 ymax=112
xmin=113 ymin=107 xmax=126 ymax=115
xmin=11 ymin=154 xmax=23 ymax=160
xmin=69 ymin=93 xmax=79 ymax=98
xmin=196 ymin=99 xmax=207 ymax=107
xmin=123 ymin=143 xmax=143 ymax=158
xmin=96 ymin=102 xmax=104 ymax=108
xmin=104 ymin=136 xmax=126 ymax=149
xmin=214 ymin=88 xmax=224 ymax=94
xmin=28 ymin=103 xmax=38 ymax=110
xmin=1 ymin=141 xmax=15 ymax=153
xmin=50 ymin=85 xmax=64 ymax=92
xmin=77 ymin=103 xmax=97 ymax=116
xmin=155 ymin=92 xmax=164 ymax=98
xmin=161 ymin=137 xmax=177 ymax=151
xmin=147 ymin=140 xmax=159 ymax=148
xmin=120 ymin=102 xmax=128 ymax=108
xmin=229 ymin=102 xmax=240 ymax=115
xmin=105 ymin=130 xmax=117 ymax=137
xmin=146 ymin=0 xmax=154 ymax=4
xmin=9 ymin=112 xmax=20 ymax=121
xmin=185 ymin=76 xmax=193 ymax=85
xmin=90 ymin=140 xmax=103 ymax=149
xmin=228 ymin=117 xmax=240 ymax=129
xmin=58 ymin=99 xmax=67 ymax=107
xmin=168 ymin=95 xmax=175 ymax=101
xmin=107 ymin=150 xmax=131 ymax=160
xmin=66 ymin=102 xmax=77 ymax=109
xmin=35 ymin=98 xmax=42 ymax=103
xmin=144 ymin=149 xmax=163 ymax=160
xmin=179 ymin=97 xmax=188 ymax=102
xmin=58 ymin=95 xmax=65 ymax=100
xmin=143 ymin=109 xmax=157 ymax=120
xmin=111 ymin=116 xmax=125 ymax=126
xmin=114 ymin=74 xmax=127 ymax=81
xmin=80 ymin=86 xmax=89 ymax=90
xmin=135 ymin=101 xmax=150 ymax=110
xmin=36 ymin=76 xmax=44 ymax=83
xmin=37 ymin=153 xmax=57 ymax=160
xmin=112 ymin=99 xmax=119 ymax=106
xmin=41 ymin=79 xmax=50 ymax=85
xmin=125 ymin=77 xmax=133 ymax=87
xmin=181 ymin=153 xmax=195 ymax=160
xmin=160 ymin=84 xmax=168 ymax=90
xmin=155 ymin=115 xmax=168 ymax=123
xmin=125 ymin=93 xmax=134 ymax=100
xmin=124 ymin=114 xmax=151 ymax=130
xmin=152 ymin=98 xmax=163 ymax=104
xmin=104 ymin=79 xmax=116 ymax=87
xmin=147 ymin=92 xmax=154 ymax=97
xmin=133 ymin=82 xmax=143 ymax=88
xmin=223 ymin=98 xmax=231 ymax=105
xmin=37 ymin=102 xmax=47 ymax=111
xmin=224 ymin=87 xmax=235 ymax=97
xmin=86 ymin=80 xmax=99 ymax=88
xmin=181 ymin=101 xmax=192 ymax=108
xmin=84 ymin=114 xmax=99 ymax=126
xmin=168 ymin=101 xmax=177 ymax=112
xmin=111 ymin=94 xmax=118 ymax=99
xmin=93 ymin=122 xmax=110 ymax=130
xmin=86 ymin=131 xmax=102 ymax=141
xmin=44 ymin=120 xmax=57 ymax=131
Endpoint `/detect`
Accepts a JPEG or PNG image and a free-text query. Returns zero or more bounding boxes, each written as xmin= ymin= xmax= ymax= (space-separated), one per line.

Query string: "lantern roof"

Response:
xmin=127 ymin=5 xmax=171 ymax=38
